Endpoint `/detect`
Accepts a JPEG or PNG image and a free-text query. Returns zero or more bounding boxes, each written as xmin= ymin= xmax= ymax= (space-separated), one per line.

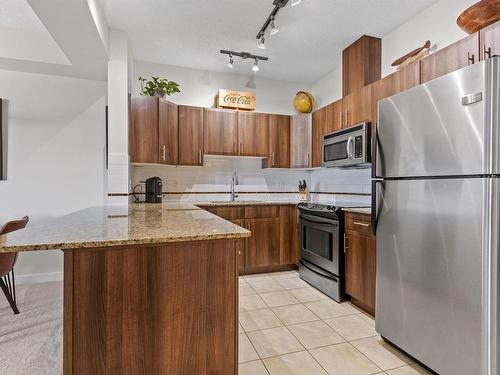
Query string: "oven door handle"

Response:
xmin=300 ymin=260 xmax=338 ymax=281
xmin=300 ymin=213 xmax=338 ymax=226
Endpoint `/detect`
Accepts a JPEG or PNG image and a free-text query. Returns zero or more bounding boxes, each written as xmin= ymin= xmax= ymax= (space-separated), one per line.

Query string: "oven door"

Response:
xmin=322 ymin=137 xmax=352 ymax=167
xmin=300 ymin=213 xmax=339 ymax=275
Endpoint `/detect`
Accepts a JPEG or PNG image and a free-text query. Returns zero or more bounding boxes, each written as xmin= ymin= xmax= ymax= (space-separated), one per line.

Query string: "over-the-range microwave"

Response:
xmin=321 ymin=122 xmax=371 ymax=168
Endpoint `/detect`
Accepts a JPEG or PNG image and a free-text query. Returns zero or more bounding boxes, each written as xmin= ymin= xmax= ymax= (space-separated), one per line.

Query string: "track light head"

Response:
xmin=257 ymin=35 xmax=266 ymax=49
xmin=226 ymin=54 xmax=233 ymax=69
xmin=252 ymin=59 xmax=260 ymax=72
xmin=291 ymin=0 xmax=302 ymax=6
xmin=270 ymin=16 xmax=279 ymax=35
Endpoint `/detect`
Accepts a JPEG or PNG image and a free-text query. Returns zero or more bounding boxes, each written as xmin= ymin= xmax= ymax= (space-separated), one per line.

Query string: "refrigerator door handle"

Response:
xmin=371 ymin=179 xmax=384 ymax=236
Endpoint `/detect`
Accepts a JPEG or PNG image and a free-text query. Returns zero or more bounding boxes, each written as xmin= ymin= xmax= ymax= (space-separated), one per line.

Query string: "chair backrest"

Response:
xmin=0 ymin=216 xmax=29 ymax=277
xmin=0 ymin=216 xmax=29 ymax=235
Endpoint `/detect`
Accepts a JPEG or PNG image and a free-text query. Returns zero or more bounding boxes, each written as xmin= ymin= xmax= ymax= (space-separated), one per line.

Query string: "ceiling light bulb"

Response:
xmin=252 ymin=59 xmax=260 ymax=72
xmin=257 ymin=35 xmax=265 ymax=49
xmin=270 ymin=17 xmax=279 ymax=35
xmin=291 ymin=0 xmax=302 ymax=6
xmin=226 ymin=55 xmax=233 ymax=69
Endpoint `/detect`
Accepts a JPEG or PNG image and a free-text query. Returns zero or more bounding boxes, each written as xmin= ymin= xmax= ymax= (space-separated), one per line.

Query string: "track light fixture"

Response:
xmin=226 ymin=54 xmax=234 ymax=68
xmin=257 ymin=35 xmax=266 ymax=49
xmin=220 ymin=50 xmax=268 ymax=72
xmin=255 ymin=0 xmax=300 ymax=47
xmin=270 ymin=16 xmax=279 ymax=35
xmin=252 ymin=59 xmax=260 ymax=72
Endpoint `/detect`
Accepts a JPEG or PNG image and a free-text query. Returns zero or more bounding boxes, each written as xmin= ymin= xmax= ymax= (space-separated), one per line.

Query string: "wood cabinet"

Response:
xmin=159 ymin=100 xmax=178 ymax=165
xmin=279 ymin=205 xmax=299 ymax=266
xmin=201 ymin=204 xmax=298 ymax=274
xmin=344 ymin=212 xmax=376 ymax=315
xmin=343 ymin=35 xmax=381 ymax=96
xmin=265 ymin=114 xmax=290 ymax=168
xmin=480 ymin=20 xmax=500 ymax=60
xmin=329 ymin=99 xmax=343 ymax=133
xmin=420 ymin=32 xmax=479 ymax=83
xmin=178 ymin=105 xmax=204 ymax=166
xmin=311 ymin=106 xmax=327 ymax=167
xmin=343 ymin=84 xmax=374 ymax=127
xmin=290 ymin=113 xmax=312 ymax=168
xmin=245 ymin=217 xmax=280 ymax=269
xmin=203 ymin=108 xmax=237 ymax=155
xmin=237 ymin=112 xmax=269 ymax=157
xmin=129 ymin=96 xmax=159 ymax=163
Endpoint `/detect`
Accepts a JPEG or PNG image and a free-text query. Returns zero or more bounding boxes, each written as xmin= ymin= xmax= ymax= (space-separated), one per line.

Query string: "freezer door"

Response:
xmin=376 ymin=57 xmax=500 ymax=178
xmin=375 ymin=178 xmax=485 ymax=375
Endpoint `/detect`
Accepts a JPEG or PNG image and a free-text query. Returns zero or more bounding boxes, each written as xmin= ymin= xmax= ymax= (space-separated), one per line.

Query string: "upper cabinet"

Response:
xmin=203 ymin=108 xmax=237 ymax=155
xmin=178 ymin=105 xmax=204 ymax=166
xmin=237 ymin=112 xmax=269 ymax=157
xmin=311 ymin=105 xmax=327 ymax=167
xmin=480 ymin=20 xmax=500 ymax=60
xmin=343 ymin=35 xmax=381 ymax=96
xmin=159 ymin=100 xmax=178 ymax=165
xmin=420 ymin=32 xmax=479 ymax=83
xmin=129 ymin=96 xmax=160 ymax=164
xmin=265 ymin=114 xmax=290 ymax=168
xmin=342 ymin=84 xmax=374 ymax=128
xmin=290 ymin=114 xmax=312 ymax=168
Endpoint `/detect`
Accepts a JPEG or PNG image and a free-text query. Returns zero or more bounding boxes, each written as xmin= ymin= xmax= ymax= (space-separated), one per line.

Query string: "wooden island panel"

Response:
xmin=64 ymin=239 xmax=240 ymax=375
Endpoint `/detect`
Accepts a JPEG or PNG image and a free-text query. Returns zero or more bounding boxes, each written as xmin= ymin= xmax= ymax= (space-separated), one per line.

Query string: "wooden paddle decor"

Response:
xmin=457 ymin=0 xmax=500 ymax=34
xmin=391 ymin=40 xmax=431 ymax=68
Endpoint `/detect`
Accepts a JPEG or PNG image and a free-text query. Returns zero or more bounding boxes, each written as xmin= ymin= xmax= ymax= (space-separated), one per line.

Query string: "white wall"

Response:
xmin=311 ymin=0 xmax=477 ymax=107
xmin=134 ymin=61 xmax=309 ymax=115
xmin=0 ymin=69 xmax=107 ymax=284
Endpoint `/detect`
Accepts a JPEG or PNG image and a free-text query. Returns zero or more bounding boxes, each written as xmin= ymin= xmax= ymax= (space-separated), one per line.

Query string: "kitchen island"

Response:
xmin=0 ymin=204 xmax=250 ymax=375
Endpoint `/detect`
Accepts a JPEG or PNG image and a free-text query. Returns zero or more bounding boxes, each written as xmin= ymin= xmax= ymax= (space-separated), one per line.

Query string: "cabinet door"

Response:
xmin=279 ymin=206 xmax=299 ymax=265
xmin=245 ymin=218 xmax=280 ymax=268
xmin=130 ymin=96 xmax=159 ymax=163
xmin=345 ymin=229 xmax=376 ymax=312
xmin=328 ymin=99 xmax=343 ymax=133
xmin=178 ymin=105 xmax=204 ymax=166
xmin=237 ymin=112 xmax=269 ymax=156
xmin=343 ymin=84 xmax=374 ymax=127
xmin=159 ymin=99 xmax=178 ymax=165
xmin=290 ymin=114 xmax=312 ymax=168
xmin=420 ymin=32 xmax=479 ymax=83
xmin=268 ymin=114 xmax=290 ymax=168
xmin=203 ymin=108 xmax=237 ymax=155
xmin=480 ymin=20 xmax=500 ymax=60
xmin=311 ymin=106 xmax=326 ymax=167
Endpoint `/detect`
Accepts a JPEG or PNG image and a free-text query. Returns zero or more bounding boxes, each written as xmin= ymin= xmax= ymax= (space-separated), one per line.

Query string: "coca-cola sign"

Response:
xmin=215 ymin=89 xmax=255 ymax=111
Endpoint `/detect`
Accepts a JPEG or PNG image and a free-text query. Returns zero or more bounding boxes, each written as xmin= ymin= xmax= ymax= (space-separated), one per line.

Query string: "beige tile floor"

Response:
xmin=239 ymin=271 xmax=433 ymax=375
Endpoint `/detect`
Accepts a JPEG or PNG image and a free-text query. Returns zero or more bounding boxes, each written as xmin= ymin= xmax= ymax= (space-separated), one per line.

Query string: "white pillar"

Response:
xmin=107 ymin=30 xmax=129 ymax=205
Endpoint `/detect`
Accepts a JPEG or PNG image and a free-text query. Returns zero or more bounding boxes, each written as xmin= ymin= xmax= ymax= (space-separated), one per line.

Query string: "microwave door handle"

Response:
xmin=347 ymin=136 xmax=354 ymax=159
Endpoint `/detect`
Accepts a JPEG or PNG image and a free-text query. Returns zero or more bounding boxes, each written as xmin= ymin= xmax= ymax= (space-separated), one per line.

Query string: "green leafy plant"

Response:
xmin=139 ymin=76 xmax=180 ymax=97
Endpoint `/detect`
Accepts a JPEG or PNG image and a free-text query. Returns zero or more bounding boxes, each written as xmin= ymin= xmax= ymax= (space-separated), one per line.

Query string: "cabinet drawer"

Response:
xmin=205 ymin=206 xmax=245 ymax=220
xmin=345 ymin=212 xmax=373 ymax=235
xmin=245 ymin=205 xmax=279 ymax=219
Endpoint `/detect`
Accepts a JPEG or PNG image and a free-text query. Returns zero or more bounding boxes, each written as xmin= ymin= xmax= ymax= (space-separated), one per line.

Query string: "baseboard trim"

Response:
xmin=15 ymin=272 xmax=63 ymax=285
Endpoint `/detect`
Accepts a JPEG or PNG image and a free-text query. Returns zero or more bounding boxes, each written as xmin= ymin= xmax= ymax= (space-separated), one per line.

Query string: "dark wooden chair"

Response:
xmin=0 ymin=216 xmax=29 ymax=314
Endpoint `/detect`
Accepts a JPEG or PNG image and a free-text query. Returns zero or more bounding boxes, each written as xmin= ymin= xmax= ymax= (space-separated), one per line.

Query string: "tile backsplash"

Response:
xmin=130 ymin=156 xmax=372 ymax=203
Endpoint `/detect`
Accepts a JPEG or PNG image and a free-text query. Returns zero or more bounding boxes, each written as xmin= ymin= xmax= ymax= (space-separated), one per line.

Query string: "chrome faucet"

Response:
xmin=230 ymin=172 xmax=239 ymax=201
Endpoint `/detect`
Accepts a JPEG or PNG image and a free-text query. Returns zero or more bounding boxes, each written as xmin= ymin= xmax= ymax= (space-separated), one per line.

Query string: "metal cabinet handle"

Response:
xmin=353 ymin=221 xmax=370 ymax=227
xmin=346 ymin=109 xmax=349 ymax=126
xmin=198 ymin=149 xmax=202 ymax=164
xmin=339 ymin=111 xmax=343 ymax=127
xmin=467 ymin=52 xmax=475 ymax=65
xmin=306 ymin=153 xmax=310 ymax=167
xmin=233 ymin=140 xmax=236 ymax=154
xmin=272 ymin=152 xmax=275 ymax=167
xmin=162 ymin=145 xmax=166 ymax=161
xmin=344 ymin=233 xmax=347 ymax=253
xmin=484 ymin=45 xmax=492 ymax=59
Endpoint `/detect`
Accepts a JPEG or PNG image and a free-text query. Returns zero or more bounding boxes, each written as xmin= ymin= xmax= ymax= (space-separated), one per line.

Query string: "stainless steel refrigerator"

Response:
xmin=373 ymin=56 xmax=499 ymax=375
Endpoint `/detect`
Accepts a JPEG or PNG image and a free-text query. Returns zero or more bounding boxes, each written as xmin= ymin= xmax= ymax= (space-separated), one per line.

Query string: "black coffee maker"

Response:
xmin=145 ymin=177 xmax=163 ymax=203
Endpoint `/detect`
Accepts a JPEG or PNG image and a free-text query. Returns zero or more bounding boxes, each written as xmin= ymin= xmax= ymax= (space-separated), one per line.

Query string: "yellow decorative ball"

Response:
xmin=294 ymin=91 xmax=315 ymax=113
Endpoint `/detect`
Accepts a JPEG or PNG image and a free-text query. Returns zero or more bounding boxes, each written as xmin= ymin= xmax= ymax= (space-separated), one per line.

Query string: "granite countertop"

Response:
xmin=342 ymin=207 xmax=372 ymax=215
xmin=0 ymin=204 xmax=250 ymax=253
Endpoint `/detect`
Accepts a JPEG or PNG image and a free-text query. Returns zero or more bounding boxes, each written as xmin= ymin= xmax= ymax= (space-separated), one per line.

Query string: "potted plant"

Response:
xmin=138 ymin=76 xmax=180 ymax=98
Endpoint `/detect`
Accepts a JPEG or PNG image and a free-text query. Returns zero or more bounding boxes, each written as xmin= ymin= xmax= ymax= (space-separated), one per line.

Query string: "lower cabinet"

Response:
xmin=203 ymin=205 xmax=299 ymax=274
xmin=344 ymin=212 xmax=376 ymax=315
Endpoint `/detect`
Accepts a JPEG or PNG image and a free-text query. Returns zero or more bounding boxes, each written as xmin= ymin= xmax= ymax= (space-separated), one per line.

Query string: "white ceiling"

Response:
xmin=0 ymin=0 xmax=46 ymax=32
xmin=104 ymin=0 xmax=439 ymax=84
